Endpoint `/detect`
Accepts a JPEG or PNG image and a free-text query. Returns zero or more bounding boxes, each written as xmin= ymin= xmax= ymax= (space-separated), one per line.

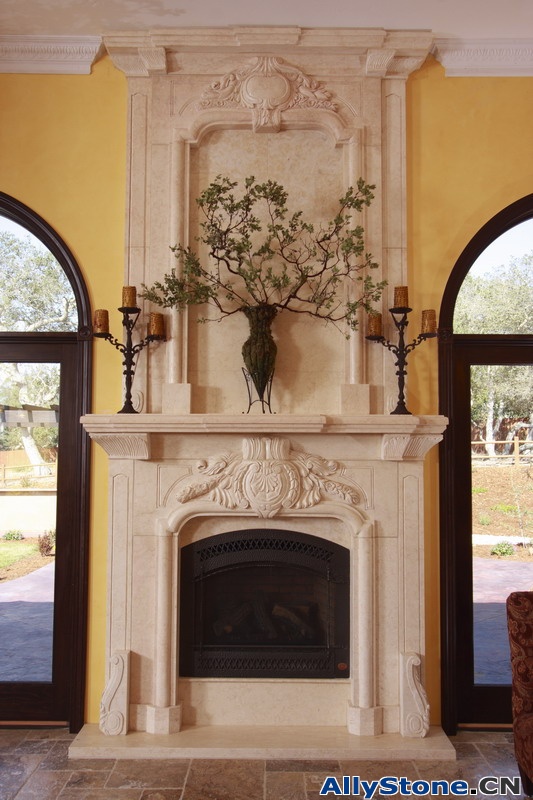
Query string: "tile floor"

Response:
xmin=0 ymin=727 xmax=528 ymax=800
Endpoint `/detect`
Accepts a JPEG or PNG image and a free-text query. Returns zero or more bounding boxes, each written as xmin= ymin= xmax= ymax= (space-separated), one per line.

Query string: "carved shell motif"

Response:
xmin=176 ymin=436 xmax=361 ymax=519
xmin=198 ymin=56 xmax=337 ymax=132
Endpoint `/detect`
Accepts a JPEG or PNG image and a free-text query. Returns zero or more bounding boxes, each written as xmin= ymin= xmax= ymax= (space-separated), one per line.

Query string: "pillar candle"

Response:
xmin=93 ymin=309 xmax=109 ymax=334
xmin=421 ymin=309 xmax=437 ymax=334
xmin=367 ymin=313 xmax=382 ymax=337
xmin=122 ymin=286 xmax=137 ymax=308
xmin=148 ymin=312 xmax=165 ymax=338
xmin=393 ymin=286 xmax=409 ymax=308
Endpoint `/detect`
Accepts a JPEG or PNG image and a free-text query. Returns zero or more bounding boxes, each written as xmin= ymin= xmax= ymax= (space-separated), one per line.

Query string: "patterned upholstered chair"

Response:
xmin=507 ymin=591 xmax=533 ymax=796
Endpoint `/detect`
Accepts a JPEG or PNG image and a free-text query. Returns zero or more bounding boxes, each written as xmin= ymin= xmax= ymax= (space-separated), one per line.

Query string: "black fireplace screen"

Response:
xmin=179 ymin=529 xmax=350 ymax=679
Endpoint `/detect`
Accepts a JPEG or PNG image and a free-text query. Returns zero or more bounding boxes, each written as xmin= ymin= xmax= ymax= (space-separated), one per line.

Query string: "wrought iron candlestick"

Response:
xmin=93 ymin=288 xmax=165 ymax=414
xmin=366 ymin=287 xmax=437 ymax=415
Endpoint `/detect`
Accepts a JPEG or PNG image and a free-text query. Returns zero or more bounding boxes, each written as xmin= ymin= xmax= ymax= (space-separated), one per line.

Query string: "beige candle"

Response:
xmin=93 ymin=309 xmax=109 ymax=334
xmin=122 ymin=286 xmax=137 ymax=308
xmin=148 ymin=312 xmax=165 ymax=338
xmin=393 ymin=286 xmax=409 ymax=308
xmin=421 ymin=309 xmax=437 ymax=334
xmin=367 ymin=313 xmax=382 ymax=337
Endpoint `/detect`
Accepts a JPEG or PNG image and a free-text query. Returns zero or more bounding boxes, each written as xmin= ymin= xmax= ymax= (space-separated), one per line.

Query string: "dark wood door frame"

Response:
xmin=0 ymin=193 xmax=92 ymax=732
xmin=439 ymin=194 xmax=533 ymax=734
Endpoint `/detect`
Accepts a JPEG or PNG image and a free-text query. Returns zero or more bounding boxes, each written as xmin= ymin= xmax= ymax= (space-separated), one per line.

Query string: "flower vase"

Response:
xmin=241 ymin=304 xmax=277 ymax=410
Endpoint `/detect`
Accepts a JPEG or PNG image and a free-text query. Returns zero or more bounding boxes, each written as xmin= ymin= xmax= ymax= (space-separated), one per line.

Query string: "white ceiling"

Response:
xmin=1 ymin=0 xmax=533 ymax=39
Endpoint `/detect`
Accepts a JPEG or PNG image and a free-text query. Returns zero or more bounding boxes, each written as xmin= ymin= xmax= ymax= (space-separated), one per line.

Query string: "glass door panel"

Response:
xmin=0 ymin=361 xmax=60 ymax=683
xmin=471 ymin=363 xmax=533 ymax=686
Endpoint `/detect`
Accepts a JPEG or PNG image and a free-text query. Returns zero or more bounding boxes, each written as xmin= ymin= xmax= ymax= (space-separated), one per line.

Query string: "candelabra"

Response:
xmin=366 ymin=286 xmax=437 ymax=415
xmin=93 ymin=286 xmax=165 ymax=414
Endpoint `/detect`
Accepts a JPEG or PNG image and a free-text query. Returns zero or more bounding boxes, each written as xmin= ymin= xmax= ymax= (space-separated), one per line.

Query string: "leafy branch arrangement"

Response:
xmin=142 ymin=174 xmax=385 ymax=409
xmin=142 ymin=174 xmax=384 ymax=329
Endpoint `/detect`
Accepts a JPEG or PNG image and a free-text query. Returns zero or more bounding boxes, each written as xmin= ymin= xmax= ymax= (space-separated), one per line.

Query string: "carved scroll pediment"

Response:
xmin=176 ymin=436 xmax=361 ymax=518
xmin=198 ymin=56 xmax=337 ymax=132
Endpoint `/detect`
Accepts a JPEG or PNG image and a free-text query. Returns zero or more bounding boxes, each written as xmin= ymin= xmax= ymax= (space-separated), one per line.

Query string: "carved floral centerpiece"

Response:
xmin=142 ymin=174 xmax=385 ymax=411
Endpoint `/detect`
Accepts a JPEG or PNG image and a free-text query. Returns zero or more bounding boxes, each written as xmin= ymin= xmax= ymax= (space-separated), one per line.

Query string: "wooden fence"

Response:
xmin=0 ymin=462 xmax=57 ymax=488
xmin=471 ymin=437 xmax=532 ymax=466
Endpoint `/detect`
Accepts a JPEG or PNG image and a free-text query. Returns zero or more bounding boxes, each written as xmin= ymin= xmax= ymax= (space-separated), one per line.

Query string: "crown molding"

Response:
xmin=0 ymin=35 xmax=103 ymax=74
xmin=433 ymin=37 xmax=533 ymax=76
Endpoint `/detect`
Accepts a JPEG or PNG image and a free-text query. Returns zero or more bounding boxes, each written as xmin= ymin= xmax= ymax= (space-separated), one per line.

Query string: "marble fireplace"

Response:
xmin=75 ymin=27 xmax=453 ymax=759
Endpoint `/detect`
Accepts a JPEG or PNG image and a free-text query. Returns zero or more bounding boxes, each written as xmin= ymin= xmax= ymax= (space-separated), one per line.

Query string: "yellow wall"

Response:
xmin=407 ymin=57 xmax=533 ymax=720
xmin=2 ymin=52 xmax=533 ymax=726
xmin=0 ymin=56 xmax=126 ymax=721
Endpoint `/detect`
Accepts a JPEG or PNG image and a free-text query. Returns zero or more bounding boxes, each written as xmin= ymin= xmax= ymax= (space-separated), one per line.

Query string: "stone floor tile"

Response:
xmin=10 ymin=769 xmax=70 ymax=800
xmin=0 ymin=730 xmax=29 ymax=751
xmin=266 ymin=759 xmax=339 ymax=773
xmin=66 ymin=760 xmax=115 ymax=773
xmin=140 ymin=791 xmax=183 ymax=800
xmin=37 ymin=742 xmax=72 ymax=772
xmin=0 ymin=754 xmax=42 ymax=800
xmin=451 ymin=730 xmax=513 ymax=743
xmin=304 ymin=771 xmax=343 ymax=796
xmin=451 ymin=741 xmax=491 ymax=761
xmin=13 ymin=739 xmax=56 ymax=755
xmin=24 ymin=729 xmax=76 ymax=742
xmin=414 ymin=758 xmax=466 ymax=780
xmin=180 ymin=758 xmax=264 ymax=800
xmin=57 ymin=790 xmax=143 ymax=800
xmin=105 ymin=760 xmax=189 ymax=790
xmin=338 ymin=759 xmax=419 ymax=781
xmin=63 ymin=771 xmax=109 ymax=790
xmin=475 ymin=742 xmax=521 ymax=774
xmin=266 ymin=771 xmax=306 ymax=800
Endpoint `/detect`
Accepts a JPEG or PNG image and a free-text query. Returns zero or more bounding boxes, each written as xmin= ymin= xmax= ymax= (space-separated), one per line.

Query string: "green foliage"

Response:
xmin=479 ymin=515 xmax=492 ymax=526
xmin=490 ymin=541 xmax=515 ymax=557
xmin=0 ymin=230 xmax=77 ymax=332
xmin=142 ymin=175 xmax=385 ymax=332
xmin=472 ymin=486 xmax=488 ymax=494
xmin=491 ymin=503 xmax=518 ymax=514
xmin=454 ymin=255 xmax=533 ymax=439
xmin=2 ymin=530 xmax=24 ymax=540
xmin=454 ymin=257 xmax=533 ymax=336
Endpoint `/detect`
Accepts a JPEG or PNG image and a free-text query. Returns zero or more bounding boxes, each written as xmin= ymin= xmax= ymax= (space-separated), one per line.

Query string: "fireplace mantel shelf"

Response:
xmin=81 ymin=413 xmax=447 ymax=462
xmin=81 ymin=413 xmax=447 ymax=435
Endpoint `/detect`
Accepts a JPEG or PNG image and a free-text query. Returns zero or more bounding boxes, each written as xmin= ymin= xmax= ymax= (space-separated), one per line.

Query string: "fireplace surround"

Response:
xmin=75 ymin=413 xmax=451 ymax=759
xmin=72 ymin=26 xmax=456 ymax=760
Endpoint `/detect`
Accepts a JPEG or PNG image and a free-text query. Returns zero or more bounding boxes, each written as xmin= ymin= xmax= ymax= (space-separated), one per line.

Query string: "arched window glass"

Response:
xmin=453 ymin=219 xmax=533 ymax=335
xmin=0 ymin=217 xmax=77 ymax=332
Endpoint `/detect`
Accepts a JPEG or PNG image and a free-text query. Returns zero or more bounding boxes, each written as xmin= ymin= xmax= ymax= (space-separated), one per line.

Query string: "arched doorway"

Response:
xmin=0 ymin=193 xmax=91 ymax=731
xmin=440 ymin=195 xmax=533 ymax=733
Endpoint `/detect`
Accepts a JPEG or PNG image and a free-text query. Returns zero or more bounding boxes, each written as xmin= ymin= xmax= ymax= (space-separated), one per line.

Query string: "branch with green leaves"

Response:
xmin=141 ymin=175 xmax=385 ymax=332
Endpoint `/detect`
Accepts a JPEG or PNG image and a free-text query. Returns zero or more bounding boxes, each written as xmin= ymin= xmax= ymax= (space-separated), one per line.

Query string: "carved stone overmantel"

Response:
xmin=95 ymin=26 xmax=437 ymax=418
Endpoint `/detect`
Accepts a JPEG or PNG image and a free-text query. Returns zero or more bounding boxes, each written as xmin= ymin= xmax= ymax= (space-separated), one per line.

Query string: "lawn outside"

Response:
xmin=0 ymin=538 xmax=54 ymax=581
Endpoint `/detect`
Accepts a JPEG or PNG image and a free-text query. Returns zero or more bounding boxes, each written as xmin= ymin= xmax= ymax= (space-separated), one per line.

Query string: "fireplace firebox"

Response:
xmin=179 ymin=529 xmax=350 ymax=679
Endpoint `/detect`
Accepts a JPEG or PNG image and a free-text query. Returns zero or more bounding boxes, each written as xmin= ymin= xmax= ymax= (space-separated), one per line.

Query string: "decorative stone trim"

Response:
xmin=433 ymin=37 xmax=533 ymax=76
xmin=400 ymin=652 xmax=430 ymax=738
xmin=103 ymin=27 xmax=434 ymax=78
xmin=100 ymin=651 xmax=129 ymax=736
xmin=382 ymin=433 xmax=443 ymax=461
xmin=87 ymin=432 xmax=151 ymax=460
xmin=0 ymin=35 xmax=102 ymax=75
xmin=198 ymin=56 xmax=337 ymax=133
xmin=176 ymin=436 xmax=362 ymax=518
